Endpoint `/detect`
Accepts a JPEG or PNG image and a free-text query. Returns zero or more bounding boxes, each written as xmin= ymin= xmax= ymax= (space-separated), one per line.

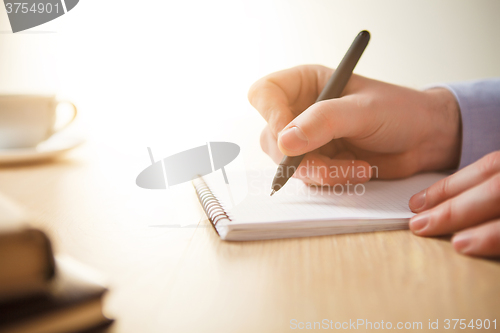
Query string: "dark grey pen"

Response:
xmin=270 ymin=30 xmax=371 ymax=196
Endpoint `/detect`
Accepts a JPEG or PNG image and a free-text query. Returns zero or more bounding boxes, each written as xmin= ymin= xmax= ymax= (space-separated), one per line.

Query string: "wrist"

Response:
xmin=419 ymin=88 xmax=462 ymax=171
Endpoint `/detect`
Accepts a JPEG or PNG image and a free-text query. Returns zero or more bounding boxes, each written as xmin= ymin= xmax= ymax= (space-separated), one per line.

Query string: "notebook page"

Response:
xmin=203 ymin=170 xmax=446 ymax=225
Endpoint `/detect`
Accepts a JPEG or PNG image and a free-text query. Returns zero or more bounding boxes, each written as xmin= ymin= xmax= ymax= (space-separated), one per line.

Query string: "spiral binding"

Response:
xmin=192 ymin=177 xmax=232 ymax=227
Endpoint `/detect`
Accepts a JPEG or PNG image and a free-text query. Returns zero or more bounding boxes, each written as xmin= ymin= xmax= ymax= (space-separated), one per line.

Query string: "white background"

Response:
xmin=0 ymin=0 xmax=499 ymax=169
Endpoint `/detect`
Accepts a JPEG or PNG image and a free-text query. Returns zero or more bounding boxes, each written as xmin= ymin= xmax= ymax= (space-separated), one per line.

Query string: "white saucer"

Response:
xmin=0 ymin=132 xmax=85 ymax=165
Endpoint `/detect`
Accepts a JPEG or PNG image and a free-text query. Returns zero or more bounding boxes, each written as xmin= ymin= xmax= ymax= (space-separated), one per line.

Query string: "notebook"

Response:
xmin=192 ymin=170 xmax=446 ymax=241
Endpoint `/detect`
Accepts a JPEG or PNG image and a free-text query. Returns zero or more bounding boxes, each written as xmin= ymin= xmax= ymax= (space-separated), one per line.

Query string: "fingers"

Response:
xmin=293 ymin=152 xmax=372 ymax=185
xmin=248 ymin=65 xmax=330 ymax=137
xmin=249 ymin=81 xmax=295 ymax=137
xmin=277 ymin=95 xmax=374 ymax=156
xmin=261 ymin=125 xmax=372 ymax=185
xmin=360 ymin=150 xmax=421 ymax=179
xmin=409 ymin=173 xmax=500 ymax=236
xmin=452 ymin=219 xmax=500 ymax=257
xmin=409 ymin=151 xmax=500 ymax=213
xmin=260 ymin=125 xmax=284 ymax=164
xmin=408 ymin=152 xmax=500 ymax=258
xmin=250 ymin=66 xmax=374 ymax=158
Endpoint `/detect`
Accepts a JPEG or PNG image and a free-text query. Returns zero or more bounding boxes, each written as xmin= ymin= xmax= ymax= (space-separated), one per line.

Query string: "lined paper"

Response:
xmin=204 ymin=171 xmax=446 ymax=225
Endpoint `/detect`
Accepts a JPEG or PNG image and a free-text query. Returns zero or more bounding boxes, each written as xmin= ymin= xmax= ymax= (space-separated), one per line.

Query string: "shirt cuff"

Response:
xmin=426 ymin=78 xmax=500 ymax=169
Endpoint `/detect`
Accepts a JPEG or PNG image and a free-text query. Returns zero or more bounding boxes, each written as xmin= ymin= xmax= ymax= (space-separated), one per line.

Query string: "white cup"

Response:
xmin=0 ymin=95 xmax=77 ymax=149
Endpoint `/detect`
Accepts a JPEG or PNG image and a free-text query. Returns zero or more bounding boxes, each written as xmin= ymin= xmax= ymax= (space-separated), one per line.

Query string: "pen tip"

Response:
xmin=270 ymin=190 xmax=276 ymax=196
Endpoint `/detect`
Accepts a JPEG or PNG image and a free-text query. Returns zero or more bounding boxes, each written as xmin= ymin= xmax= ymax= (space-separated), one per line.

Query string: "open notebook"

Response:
xmin=193 ymin=170 xmax=446 ymax=241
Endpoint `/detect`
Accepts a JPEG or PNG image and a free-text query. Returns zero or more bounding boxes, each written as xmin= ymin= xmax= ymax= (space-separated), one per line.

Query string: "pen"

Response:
xmin=270 ymin=30 xmax=371 ymax=196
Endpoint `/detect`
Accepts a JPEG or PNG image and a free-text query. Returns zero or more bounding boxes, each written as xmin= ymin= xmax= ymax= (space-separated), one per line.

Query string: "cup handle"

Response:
xmin=54 ymin=100 xmax=78 ymax=132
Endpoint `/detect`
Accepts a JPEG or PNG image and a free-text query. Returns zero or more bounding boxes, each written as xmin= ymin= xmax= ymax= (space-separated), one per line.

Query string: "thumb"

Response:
xmin=277 ymin=96 xmax=368 ymax=156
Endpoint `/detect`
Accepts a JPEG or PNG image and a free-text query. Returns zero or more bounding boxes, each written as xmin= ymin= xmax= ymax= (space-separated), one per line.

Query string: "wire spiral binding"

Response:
xmin=192 ymin=177 xmax=232 ymax=227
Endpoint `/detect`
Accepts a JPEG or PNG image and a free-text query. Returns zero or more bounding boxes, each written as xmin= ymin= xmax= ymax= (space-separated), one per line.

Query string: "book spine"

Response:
xmin=29 ymin=228 xmax=56 ymax=280
xmin=0 ymin=228 xmax=55 ymax=302
xmin=192 ymin=178 xmax=231 ymax=234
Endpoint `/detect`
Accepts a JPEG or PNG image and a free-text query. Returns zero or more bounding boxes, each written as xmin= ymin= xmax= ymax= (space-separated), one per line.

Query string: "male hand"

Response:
xmin=249 ymin=65 xmax=500 ymax=257
xmin=409 ymin=151 xmax=500 ymax=257
xmin=248 ymin=65 xmax=461 ymax=185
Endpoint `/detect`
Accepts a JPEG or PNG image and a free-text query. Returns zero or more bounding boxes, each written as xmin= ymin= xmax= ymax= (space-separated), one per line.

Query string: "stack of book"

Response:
xmin=0 ymin=193 xmax=112 ymax=333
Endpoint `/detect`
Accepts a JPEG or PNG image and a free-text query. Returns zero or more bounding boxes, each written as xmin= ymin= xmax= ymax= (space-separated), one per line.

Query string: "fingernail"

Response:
xmin=409 ymin=190 xmax=426 ymax=212
xmin=410 ymin=213 xmax=430 ymax=234
xmin=452 ymin=233 xmax=473 ymax=254
xmin=279 ymin=126 xmax=308 ymax=152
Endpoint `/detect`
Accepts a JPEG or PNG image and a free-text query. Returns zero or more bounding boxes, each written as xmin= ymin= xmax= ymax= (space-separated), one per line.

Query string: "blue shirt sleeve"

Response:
xmin=437 ymin=78 xmax=500 ymax=169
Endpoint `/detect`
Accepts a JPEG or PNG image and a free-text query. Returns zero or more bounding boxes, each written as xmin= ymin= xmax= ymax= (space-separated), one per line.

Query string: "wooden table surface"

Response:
xmin=1 ymin=143 xmax=499 ymax=333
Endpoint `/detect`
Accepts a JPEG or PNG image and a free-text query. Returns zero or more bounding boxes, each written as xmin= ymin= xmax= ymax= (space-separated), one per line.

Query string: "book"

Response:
xmin=0 ymin=256 xmax=111 ymax=333
xmin=193 ymin=170 xmax=446 ymax=241
xmin=0 ymin=229 xmax=55 ymax=302
xmin=0 ymin=192 xmax=55 ymax=302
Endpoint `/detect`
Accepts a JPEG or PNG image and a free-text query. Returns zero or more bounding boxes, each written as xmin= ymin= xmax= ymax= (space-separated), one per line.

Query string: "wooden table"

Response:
xmin=1 ymin=143 xmax=499 ymax=333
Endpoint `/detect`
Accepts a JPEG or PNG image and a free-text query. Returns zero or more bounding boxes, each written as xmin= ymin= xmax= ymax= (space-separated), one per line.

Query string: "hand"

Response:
xmin=248 ymin=65 xmax=461 ymax=185
xmin=409 ymin=151 xmax=500 ymax=257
